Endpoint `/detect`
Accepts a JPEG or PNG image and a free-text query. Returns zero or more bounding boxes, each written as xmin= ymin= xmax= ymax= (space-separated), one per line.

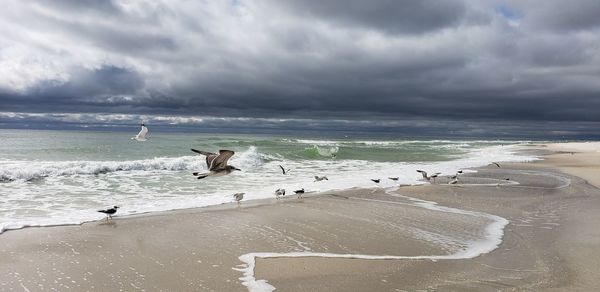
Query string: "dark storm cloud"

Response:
xmin=1 ymin=0 xmax=600 ymax=135
xmin=265 ymin=0 xmax=472 ymax=35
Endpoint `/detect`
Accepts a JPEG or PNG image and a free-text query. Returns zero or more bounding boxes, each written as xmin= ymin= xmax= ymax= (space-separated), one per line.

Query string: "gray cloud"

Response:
xmin=0 ymin=0 xmax=600 ymax=134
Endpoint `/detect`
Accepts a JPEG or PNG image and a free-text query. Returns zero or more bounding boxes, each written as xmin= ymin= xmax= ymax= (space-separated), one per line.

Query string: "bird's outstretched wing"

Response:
xmin=138 ymin=126 xmax=148 ymax=138
xmin=191 ymin=149 xmax=218 ymax=168
xmin=210 ymin=150 xmax=235 ymax=170
xmin=416 ymin=170 xmax=427 ymax=178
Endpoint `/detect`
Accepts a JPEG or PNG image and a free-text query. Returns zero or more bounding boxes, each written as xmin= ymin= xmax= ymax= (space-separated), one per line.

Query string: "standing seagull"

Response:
xmin=98 ymin=206 xmax=119 ymax=220
xmin=294 ymin=188 xmax=305 ymax=198
xmin=314 ymin=176 xmax=328 ymax=182
xmin=233 ymin=193 xmax=245 ymax=204
xmin=132 ymin=124 xmax=148 ymax=141
xmin=279 ymin=165 xmax=292 ymax=175
xmin=191 ymin=149 xmax=241 ymax=179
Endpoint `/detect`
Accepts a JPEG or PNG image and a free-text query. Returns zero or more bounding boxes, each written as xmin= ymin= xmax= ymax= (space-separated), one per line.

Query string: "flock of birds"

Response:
xmin=97 ymin=124 xmax=503 ymax=220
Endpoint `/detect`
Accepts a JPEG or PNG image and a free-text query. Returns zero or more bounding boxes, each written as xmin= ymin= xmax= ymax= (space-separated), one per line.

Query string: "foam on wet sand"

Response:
xmin=1 ymin=142 xmax=600 ymax=291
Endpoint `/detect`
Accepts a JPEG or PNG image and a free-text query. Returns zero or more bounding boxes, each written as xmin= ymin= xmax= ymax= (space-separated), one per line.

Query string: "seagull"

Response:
xmin=449 ymin=178 xmax=458 ymax=185
xmin=279 ymin=165 xmax=292 ymax=175
xmin=275 ymin=188 xmax=286 ymax=199
xmin=371 ymin=179 xmax=380 ymax=183
xmin=388 ymin=177 xmax=399 ymax=181
xmin=191 ymin=149 xmax=241 ymax=179
xmin=98 ymin=206 xmax=119 ymax=220
xmin=416 ymin=170 xmax=441 ymax=182
xmin=314 ymin=176 xmax=328 ymax=182
xmin=233 ymin=192 xmax=245 ymax=204
xmin=131 ymin=124 xmax=148 ymax=141
xmin=294 ymin=188 xmax=305 ymax=198
xmin=491 ymin=162 xmax=501 ymax=168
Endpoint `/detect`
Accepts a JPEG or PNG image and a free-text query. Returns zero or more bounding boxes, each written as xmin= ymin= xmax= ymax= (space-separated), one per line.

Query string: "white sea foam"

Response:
xmin=234 ymin=187 xmax=510 ymax=292
xmin=0 ymin=144 xmax=536 ymax=235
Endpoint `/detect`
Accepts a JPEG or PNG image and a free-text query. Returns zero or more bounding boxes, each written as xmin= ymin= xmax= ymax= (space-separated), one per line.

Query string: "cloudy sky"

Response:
xmin=1 ymin=0 xmax=599 ymax=137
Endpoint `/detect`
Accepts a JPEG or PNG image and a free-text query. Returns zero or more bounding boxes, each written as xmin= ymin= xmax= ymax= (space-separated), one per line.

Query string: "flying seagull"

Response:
xmin=314 ymin=176 xmax=328 ymax=182
xmin=98 ymin=206 xmax=119 ymax=220
xmin=416 ymin=170 xmax=441 ymax=182
xmin=191 ymin=149 xmax=241 ymax=179
xmin=132 ymin=124 xmax=148 ymax=141
xmin=233 ymin=192 xmax=245 ymax=204
xmin=371 ymin=179 xmax=380 ymax=183
xmin=491 ymin=162 xmax=501 ymax=168
xmin=275 ymin=188 xmax=286 ymax=199
xmin=294 ymin=188 xmax=305 ymax=198
xmin=279 ymin=165 xmax=292 ymax=175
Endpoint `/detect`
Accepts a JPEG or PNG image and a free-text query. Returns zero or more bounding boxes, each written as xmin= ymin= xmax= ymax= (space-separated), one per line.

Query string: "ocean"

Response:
xmin=0 ymin=129 xmax=537 ymax=234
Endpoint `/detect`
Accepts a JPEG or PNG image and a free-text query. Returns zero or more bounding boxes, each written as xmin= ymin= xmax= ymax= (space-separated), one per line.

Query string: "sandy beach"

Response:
xmin=2 ymin=142 xmax=600 ymax=291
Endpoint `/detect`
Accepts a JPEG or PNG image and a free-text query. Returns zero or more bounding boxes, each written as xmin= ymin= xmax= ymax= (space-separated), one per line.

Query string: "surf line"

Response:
xmin=233 ymin=187 xmax=509 ymax=292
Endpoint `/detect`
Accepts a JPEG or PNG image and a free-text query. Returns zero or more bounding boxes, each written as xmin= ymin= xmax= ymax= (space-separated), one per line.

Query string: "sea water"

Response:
xmin=0 ymin=129 xmax=537 ymax=233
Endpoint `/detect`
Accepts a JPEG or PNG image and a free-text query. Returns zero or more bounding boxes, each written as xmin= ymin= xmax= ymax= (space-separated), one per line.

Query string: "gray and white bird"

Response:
xmin=294 ymin=188 xmax=305 ymax=198
xmin=314 ymin=176 xmax=328 ymax=182
xmin=233 ymin=192 xmax=245 ymax=204
xmin=131 ymin=124 xmax=148 ymax=141
xmin=388 ymin=177 xmax=399 ymax=181
xmin=275 ymin=188 xmax=286 ymax=199
xmin=416 ymin=170 xmax=441 ymax=182
xmin=279 ymin=165 xmax=292 ymax=175
xmin=98 ymin=206 xmax=119 ymax=220
xmin=191 ymin=149 xmax=241 ymax=179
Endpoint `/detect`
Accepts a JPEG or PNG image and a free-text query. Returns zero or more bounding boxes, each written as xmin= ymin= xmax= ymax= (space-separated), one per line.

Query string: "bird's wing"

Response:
xmin=191 ymin=149 xmax=218 ymax=168
xmin=279 ymin=165 xmax=286 ymax=174
xmin=138 ymin=126 xmax=148 ymax=138
xmin=210 ymin=150 xmax=235 ymax=170
xmin=416 ymin=170 xmax=427 ymax=178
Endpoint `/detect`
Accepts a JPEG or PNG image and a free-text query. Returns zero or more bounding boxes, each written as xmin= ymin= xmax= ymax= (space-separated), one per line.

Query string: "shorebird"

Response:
xmin=371 ymin=179 xmax=380 ymax=183
xmin=275 ymin=188 xmax=286 ymax=199
xmin=388 ymin=177 xmax=399 ymax=181
xmin=131 ymin=124 xmax=148 ymax=141
xmin=314 ymin=176 xmax=328 ymax=182
xmin=279 ymin=165 xmax=292 ymax=175
xmin=98 ymin=206 xmax=119 ymax=220
xmin=417 ymin=170 xmax=441 ymax=182
xmin=191 ymin=149 xmax=241 ymax=179
xmin=491 ymin=162 xmax=501 ymax=168
xmin=233 ymin=192 xmax=245 ymax=204
xmin=294 ymin=188 xmax=305 ymax=198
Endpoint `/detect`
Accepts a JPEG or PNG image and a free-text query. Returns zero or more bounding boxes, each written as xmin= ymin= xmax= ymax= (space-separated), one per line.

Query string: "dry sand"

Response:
xmin=1 ymin=142 xmax=600 ymax=291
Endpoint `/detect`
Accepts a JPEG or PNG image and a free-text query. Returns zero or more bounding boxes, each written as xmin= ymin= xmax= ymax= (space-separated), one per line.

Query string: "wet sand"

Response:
xmin=1 ymin=143 xmax=600 ymax=291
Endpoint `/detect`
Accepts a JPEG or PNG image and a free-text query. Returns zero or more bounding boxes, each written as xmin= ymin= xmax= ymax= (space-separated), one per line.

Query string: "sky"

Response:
xmin=1 ymin=0 xmax=600 ymax=138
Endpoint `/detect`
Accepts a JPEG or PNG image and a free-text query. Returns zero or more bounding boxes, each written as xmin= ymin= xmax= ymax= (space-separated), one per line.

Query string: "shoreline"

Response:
xmin=0 ymin=142 xmax=534 ymax=235
xmin=1 ymin=142 xmax=599 ymax=290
